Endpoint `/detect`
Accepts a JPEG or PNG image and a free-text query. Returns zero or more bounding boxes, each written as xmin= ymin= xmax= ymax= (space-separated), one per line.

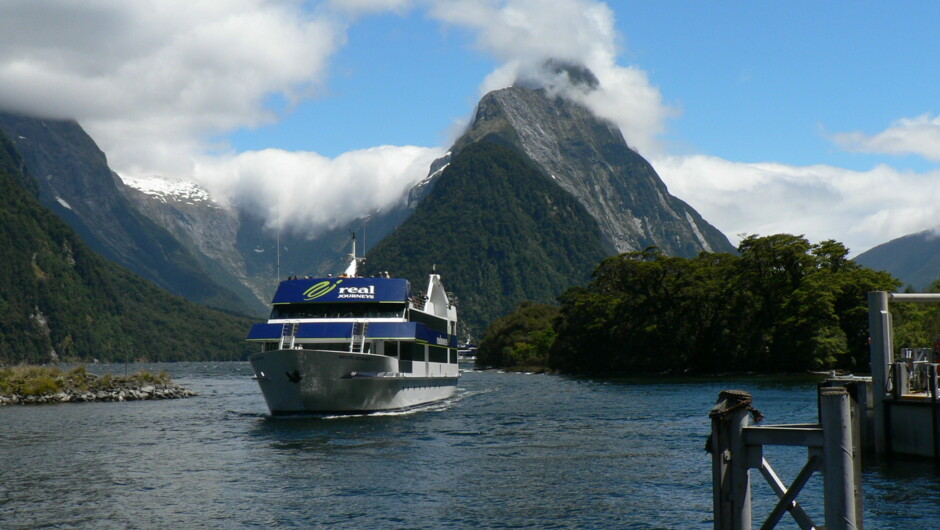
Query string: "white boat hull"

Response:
xmin=249 ymin=349 xmax=458 ymax=414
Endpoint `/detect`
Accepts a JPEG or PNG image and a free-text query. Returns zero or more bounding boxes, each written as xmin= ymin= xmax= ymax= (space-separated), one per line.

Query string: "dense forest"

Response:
xmin=0 ymin=130 xmax=254 ymax=364
xmin=364 ymin=139 xmax=611 ymax=336
xmin=478 ymin=234 xmax=902 ymax=374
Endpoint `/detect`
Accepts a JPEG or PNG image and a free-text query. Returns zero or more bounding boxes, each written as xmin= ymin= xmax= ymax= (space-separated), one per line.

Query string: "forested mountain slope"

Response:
xmin=855 ymin=230 xmax=940 ymax=290
xmin=0 ymin=129 xmax=252 ymax=364
xmin=364 ymin=139 xmax=610 ymax=336
xmin=0 ymin=112 xmax=254 ymax=315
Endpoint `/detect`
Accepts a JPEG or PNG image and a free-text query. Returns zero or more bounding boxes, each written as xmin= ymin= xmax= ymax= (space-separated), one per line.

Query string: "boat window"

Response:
xmin=428 ymin=346 xmax=448 ymax=363
xmin=270 ymin=302 xmax=407 ymax=320
xmin=409 ymin=310 xmax=449 ymax=333
xmin=400 ymin=342 xmax=425 ymax=362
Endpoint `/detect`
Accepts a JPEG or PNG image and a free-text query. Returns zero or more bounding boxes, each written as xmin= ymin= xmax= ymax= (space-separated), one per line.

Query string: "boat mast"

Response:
xmin=343 ymin=232 xmax=359 ymax=277
xmin=276 ymin=198 xmax=281 ymax=284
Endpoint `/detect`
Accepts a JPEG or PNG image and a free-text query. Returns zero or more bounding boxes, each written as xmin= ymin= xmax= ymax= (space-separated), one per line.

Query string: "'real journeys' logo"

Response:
xmin=303 ymin=279 xmax=342 ymax=300
xmin=303 ymin=279 xmax=377 ymax=300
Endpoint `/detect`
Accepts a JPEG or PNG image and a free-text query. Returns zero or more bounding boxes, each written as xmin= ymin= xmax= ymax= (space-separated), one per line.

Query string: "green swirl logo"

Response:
xmin=303 ymin=279 xmax=342 ymax=300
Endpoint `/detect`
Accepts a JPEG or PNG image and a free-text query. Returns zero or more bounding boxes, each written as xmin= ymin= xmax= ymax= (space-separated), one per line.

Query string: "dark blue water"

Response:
xmin=1 ymin=363 xmax=938 ymax=528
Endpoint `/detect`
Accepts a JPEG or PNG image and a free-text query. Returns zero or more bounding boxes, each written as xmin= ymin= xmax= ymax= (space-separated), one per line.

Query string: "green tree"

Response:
xmin=0 ymin=130 xmax=254 ymax=364
xmin=477 ymin=302 xmax=559 ymax=370
xmin=546 ymin=234 xmax=899 ymax=375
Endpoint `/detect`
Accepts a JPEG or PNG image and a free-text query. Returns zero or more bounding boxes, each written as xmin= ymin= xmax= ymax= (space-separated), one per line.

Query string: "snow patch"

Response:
xmin=421 ymin=160 xmax=450 ymax=185
xmin=120 ymin=175 xmax=217 ymax=207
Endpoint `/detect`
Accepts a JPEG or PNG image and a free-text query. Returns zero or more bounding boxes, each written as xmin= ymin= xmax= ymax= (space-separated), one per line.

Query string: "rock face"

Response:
xmin=0 ymin=71 xmax=735 ymax=321
xmin=120 ymin=177 xmax=411 ymax=313
xmin=364 ymin=140 xmax=611 ymax=335
xmin=0 ymin=128 xmax=253 ymax=364
xmin=119 ymin=178 xmax=268 ymax=314
xmin=446 ymin=85 xmax=735 ymax=257
xmin=0 ymin=112 xmax=255 ymax=315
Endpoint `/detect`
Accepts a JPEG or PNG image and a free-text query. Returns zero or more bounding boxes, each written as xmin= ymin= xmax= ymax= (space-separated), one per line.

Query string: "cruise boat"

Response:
xmin=246 ymin=238 xmax=459 ymax=415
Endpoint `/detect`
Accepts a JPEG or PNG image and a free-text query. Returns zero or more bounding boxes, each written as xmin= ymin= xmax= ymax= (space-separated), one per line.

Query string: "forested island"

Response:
xmin=476 ymin=234 xmax=925 ymax=375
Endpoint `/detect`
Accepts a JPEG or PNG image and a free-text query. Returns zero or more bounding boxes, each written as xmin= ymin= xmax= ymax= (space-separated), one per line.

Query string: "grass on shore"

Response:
xmin=0 ymin=365 xmax=172 ymax=397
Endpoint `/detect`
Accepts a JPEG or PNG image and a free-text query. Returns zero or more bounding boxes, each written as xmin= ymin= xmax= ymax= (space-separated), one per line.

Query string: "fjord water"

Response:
xmin=2 ymin=364 xmax=938 ymax=528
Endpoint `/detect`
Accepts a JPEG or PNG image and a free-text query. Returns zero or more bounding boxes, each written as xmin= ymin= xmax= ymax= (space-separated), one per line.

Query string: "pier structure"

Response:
xmin=709 ymin=388 xmax=861 ymax=530
xmin=868 ymin=291 xmax=940 ymax=459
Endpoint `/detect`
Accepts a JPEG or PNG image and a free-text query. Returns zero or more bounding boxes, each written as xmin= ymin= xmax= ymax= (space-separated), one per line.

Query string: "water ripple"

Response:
xmin=0 ymin=364 xmax=937 ymax=528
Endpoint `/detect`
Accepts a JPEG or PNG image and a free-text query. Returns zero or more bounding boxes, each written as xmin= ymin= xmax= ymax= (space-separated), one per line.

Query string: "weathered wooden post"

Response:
xmin=820 ymin=386 xmax=859 ymax=529
xmin=709 ymin=390 xmax=752 ymax=529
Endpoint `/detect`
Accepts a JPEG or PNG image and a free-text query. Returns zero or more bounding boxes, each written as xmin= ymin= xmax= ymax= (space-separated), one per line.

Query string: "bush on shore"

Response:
xmin=0 ymin=364 xmax=172 ymax=397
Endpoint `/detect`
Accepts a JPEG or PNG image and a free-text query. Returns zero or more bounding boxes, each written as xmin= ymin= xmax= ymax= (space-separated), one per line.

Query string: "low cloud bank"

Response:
xmin=654 ymin=154 xmax=940 ymax=255
xmin=194 ymin=145 xmax=444 ymax=235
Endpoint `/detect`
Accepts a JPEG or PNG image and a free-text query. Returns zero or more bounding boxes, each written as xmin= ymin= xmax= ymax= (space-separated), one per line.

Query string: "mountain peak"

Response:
xmin=513 ymin=59 xmax=600 ymax=91
xmin=452 ymin=84 xmax=735 ymax=257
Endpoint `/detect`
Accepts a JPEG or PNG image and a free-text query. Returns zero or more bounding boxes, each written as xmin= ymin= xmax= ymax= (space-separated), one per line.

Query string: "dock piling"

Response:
xmin=709 ymin=390 xmax=752 ymax=529
xmin=709 ymin=388 xmax=861 ymax=529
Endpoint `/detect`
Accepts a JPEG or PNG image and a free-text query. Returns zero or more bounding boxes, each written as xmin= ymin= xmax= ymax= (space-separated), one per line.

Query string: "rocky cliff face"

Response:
xmin=120 ymin=173 xmax=415 ymax=312
xmin=0 ymin=112 xmax=256 ymax=315
xmin=365 ymin=140 xmax=611 ymax=336
xmin=446 ymin=85 xmax=735 ymax=257
xmin=0 ymin=128 xmax=253 ymax=364
xmin=117 ymin=177 xmax=268 ymax=313
xmin=0 ymin=72 xmax=735 ymax=321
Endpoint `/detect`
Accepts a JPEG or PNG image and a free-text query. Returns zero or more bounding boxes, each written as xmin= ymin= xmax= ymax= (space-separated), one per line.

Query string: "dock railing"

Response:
xmin=708 ymin=388 xmax=861 ymax=529
xmin=869 ymin=291 xmax=940 ymax=459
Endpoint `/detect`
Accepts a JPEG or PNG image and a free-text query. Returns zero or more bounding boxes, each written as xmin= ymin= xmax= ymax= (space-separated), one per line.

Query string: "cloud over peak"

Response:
xmin=429 ymin=0 xmax=672 ymax=155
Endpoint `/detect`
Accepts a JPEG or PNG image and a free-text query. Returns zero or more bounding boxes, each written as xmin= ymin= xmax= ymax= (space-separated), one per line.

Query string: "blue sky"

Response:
xmin=1 ymin=1 xmax=939 ymax=253
xmin=228 ymin=9 xmax=495 ymax=155
xmin=226 ymin=2 xmax=940 ymax=172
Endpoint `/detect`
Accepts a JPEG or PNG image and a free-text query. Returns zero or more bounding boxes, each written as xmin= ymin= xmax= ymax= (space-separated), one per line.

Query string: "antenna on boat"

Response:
xmin=343 ymin=231 xmax=359 ymax=277
xmin=276 ymin=196 xmax=281 ymax=284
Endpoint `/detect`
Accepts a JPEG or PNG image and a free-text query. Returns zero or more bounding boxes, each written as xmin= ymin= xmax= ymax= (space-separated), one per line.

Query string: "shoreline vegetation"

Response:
xmin=0 ymin=365 xmax=196 ymax=406
xmin=476 ymin=235 xmax=902 ymax=375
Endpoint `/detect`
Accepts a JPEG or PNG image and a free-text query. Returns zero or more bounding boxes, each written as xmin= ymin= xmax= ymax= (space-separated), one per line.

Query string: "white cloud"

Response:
xmin=0 ymin=0 xmax=677 ymax=234
xmin=653 ymin=155 xmax=940 ymax=255
xmin=194 ymin=145 xmax=444 ymax=235
xmin=832 ymin=113 xmax=940 ymax=161
xmin=426 ymin=0 xmax=674 ymax=155
xmin=329 ymin=0 xmax=413 ymax=15
xmin=0 ymin=0 xmax=344 ymax=178
xmin=1 ymin=0 xmax=935 ymax=256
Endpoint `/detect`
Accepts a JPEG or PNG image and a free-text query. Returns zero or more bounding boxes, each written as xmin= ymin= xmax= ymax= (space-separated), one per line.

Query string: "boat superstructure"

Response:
xmin=246 ymin=238 xmax=459 ymax=415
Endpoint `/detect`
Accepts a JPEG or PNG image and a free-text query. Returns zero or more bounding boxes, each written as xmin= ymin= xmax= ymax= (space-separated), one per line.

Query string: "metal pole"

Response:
xmin=932 ymin=364 xmax=940 ymax=461
xmin=710 ymin=391 xmax=752 ymax=529
xmin=888 ymin=293 xmax=940 ymax=302
xmin=820 ymin=387 xmax=859 ymax=529
xmin=868 ymin=290 xmax=889 ymax=457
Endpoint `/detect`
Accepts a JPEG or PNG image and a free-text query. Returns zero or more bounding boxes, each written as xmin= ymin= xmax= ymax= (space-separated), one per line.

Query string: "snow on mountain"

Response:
xmin=120 ymin=175 xmax=218 ymax=207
